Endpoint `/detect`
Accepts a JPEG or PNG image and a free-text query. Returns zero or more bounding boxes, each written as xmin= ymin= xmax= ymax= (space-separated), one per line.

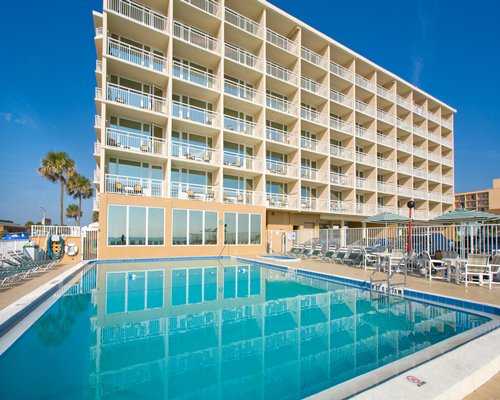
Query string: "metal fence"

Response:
xmin=82 ymin=228 xmax=99 ymax=260
xmin=267 ymin=223 xmax=500 ymax=259
xmin=31 ymin=225 xmax=81 ymax=237
xmin=0 ymin=239 xmax=29 ymax=257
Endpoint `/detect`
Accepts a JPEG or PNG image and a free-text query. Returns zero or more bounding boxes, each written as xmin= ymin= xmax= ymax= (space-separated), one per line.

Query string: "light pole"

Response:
xmin=407 ymin=200 xmax=415 ymax=254
xmin=40 ymin=206 xmax=46 ymax=225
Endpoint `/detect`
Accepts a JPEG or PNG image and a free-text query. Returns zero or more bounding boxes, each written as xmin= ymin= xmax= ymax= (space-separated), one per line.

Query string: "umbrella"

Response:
xmin=363 ymin=212 xmax=411 ymax=225
xmin=429 ymin=209 xmax=498 ymax=224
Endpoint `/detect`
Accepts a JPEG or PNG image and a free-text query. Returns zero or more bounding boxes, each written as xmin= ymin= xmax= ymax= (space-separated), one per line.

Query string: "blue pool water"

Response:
xmin=0 ymin=259 xmax=490 ymax=399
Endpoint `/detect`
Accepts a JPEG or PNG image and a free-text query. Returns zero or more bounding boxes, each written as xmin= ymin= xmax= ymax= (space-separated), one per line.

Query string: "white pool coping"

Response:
xmin=257 ymin=255 xmax=301 ymax=262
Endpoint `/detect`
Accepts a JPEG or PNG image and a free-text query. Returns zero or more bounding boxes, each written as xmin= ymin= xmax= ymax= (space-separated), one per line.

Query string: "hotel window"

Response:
xmin=224 ymin=213 xmax=262 ymax=245
xmin=172 ymin=209 xmax=218 ymax=245
xmin=171 ymin=267 xmax=218 ymax=306
xmin=107 ymin=205 xmax=164 ymax=246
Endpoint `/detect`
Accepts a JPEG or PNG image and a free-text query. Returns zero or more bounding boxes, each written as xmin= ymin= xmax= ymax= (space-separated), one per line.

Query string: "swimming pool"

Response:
xmin=258 ymin=255 xmax=300 ymax=261
xmin=0 ymin=258 xmax=494 ymax=399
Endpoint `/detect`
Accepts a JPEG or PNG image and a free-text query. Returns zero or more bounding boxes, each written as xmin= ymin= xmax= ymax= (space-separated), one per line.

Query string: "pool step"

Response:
xmin=370 ymin=282 xmax=404 ymax=297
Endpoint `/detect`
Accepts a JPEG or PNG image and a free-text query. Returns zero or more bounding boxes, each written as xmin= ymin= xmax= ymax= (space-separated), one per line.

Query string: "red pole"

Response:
xmin=407 ymin=207 xmax=413 ymax=254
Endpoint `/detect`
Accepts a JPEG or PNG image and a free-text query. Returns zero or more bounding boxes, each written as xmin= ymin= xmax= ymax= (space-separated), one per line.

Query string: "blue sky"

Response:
xmin=0 ymin=0 xmax=499 ymax=226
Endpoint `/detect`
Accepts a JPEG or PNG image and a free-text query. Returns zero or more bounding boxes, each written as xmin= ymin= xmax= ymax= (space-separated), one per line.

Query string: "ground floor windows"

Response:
xmin=172 ymin=209 xmax=218 ymax=245
xmin=108 ymin=205 xmax=164 ymax=246
xmin=171 ymin=267 xmax=218 ymax=306
xmin=223 ymin=265 xmax=261 ymax=299
xmin=224 ymin=213 xmax=261 ymax=245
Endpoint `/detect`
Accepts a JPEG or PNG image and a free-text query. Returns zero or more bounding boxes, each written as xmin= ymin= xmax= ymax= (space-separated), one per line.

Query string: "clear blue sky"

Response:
xmin=0 ymin=0 xmax=499 ymax=226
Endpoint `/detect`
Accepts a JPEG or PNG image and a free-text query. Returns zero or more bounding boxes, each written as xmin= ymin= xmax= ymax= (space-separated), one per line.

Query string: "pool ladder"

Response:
xmin=369 ymin=256 xmax=408 ymax=299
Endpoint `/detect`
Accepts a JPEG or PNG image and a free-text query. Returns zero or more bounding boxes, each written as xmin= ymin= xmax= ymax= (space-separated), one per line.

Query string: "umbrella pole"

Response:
xmin=407 ymin=208 xmax=413 ymax=254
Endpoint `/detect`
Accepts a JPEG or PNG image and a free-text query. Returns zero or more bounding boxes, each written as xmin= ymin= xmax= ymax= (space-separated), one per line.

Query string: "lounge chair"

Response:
xmin=342 ymin=251 xmax=364 ymax=267
xmin=488 ymin=255 xmax=500 ymax=289
xmin=285 ymin=246 xmax=301 ymax=257
xmin=420 ymin=251 xmax=447 ymax=281
xmin=462 ymin=254 xmax=490 ymax=287
xmin=310 ymin=246 xmax=323 ymax=260
xmin=332 ymin=248 xmax=348 ymax=263
xmin=321 ymin=251 xmax=335 ymax=262
xmin=299 ymin=247 xmax=312 ymax=259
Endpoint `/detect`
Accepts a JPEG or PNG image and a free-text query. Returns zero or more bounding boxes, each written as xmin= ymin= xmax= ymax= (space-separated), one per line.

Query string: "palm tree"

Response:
xmin=38 ymin=152 xmax=75 ymax=225
xmin=66 ymin=173 xmax=94 ymax=226
xmin=66 ymin=204 xmax=81 ymax=225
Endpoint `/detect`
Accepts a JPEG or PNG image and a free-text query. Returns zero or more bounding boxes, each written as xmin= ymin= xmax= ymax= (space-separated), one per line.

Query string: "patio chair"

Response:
xmin=285 ymin=246 xmax=301 ymax=257
xmin=342 ymin=249 xmax=363 ymax=267
xmin=463 ymin=254 xmax=490 ymax=287
xmin=310 ymin=245 xmax=323 ymax=260
xmin=321 ymin=250 xmax=335 ymax=262
xmin=488 ymin=255 xmax=500 ymax=289
xmin=299 ymin=247 xmax=312 ymax=259
xmin=421 ymin=251 xmax=448 ymax=281
xmin=332 ymin=248 xmax=348 ymax=263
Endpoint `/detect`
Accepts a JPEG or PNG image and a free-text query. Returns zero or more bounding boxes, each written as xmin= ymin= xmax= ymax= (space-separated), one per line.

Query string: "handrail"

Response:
xmin=106 ymin=174 xmax=164 ymax=197
xmin=266 ymin=127 xmax=297 ymax=146
xmin=108 ymin=38 xmax=166 ymax=72
xmin=171 ymin=141 xmax=218 ymax=162
xmin=300 ymin=106 xmax=327 ymax=125
xmin=225 ymin=8 xmax=261 ymax=36
xmin=106 ymin=0 xmax=167 ymax=32
xmin=330 ymin=89 xmax=353 ymax=107
xmin=301 ymin=76 xmax=327 ymax=97
xmin=224 ymin=79 xmax=260 ymax=102
xmin=106 ymin=83 xmax=166 ymax=113
xmin=172 ymin=101 xmax=218 ymax=127
xmin=182 ymin=0 xmax=219 ymax=16
xmin=106 ymin=127 xmax=165 ymax=155
xmin=172 ymin=60 xmax=218 ymax=89
xmin=223 ymin=115 xmax=260 ymax=137
xmin=266 ymin=93 xmax=297 ymax=115
xmin=266 ymin=28 xmax=297 ymax=53
xmin=225 ymin=43 xmax=261 ymax=69
xmin=330 ymin=61 xmax=352 ymax=80
xmin=170 ymin=181 xmax=217 ymax=201
xmin=329 ymin=116 xmax=352 ymax=134
xmin=301 ymin=47 xmax=326 ymax=68
xmin=267 ymin=61 xmax=297 ymax=84
xmin=173 ymin=21 xmax=219 ymax=52
xmin=266 ymin=159 xmax=298 ymax=177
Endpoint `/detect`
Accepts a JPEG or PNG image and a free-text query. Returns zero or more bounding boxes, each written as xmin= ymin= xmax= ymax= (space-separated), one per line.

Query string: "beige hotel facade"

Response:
xmin=92 ymin=0 xmax=456 ymax=258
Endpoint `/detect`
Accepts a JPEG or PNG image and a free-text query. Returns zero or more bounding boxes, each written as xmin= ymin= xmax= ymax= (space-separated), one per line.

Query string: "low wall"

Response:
xmin=30 ymin=236 xmax=82 ymax=263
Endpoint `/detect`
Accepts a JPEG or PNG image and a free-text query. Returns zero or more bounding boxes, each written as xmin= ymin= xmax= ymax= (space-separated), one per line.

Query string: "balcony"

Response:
xmin=427 ymin=131 xmax=441 ymax=144
xmin=300 ymin=137 xmax=328 ymax=154
xmin=301 ymin=76 xmax=327 ymax=97
xmin=266 ymin=29 xmax=297 ymax=54
xmin=93 ymin=141 xmax=100 ymax=156
xmin=170 ymin=182 xmax=217 ymax=201
xmin=355 ymin=75 xmax=375 ymax=92
xmin=173 ymin=21 xmax=220 ymax=53
xmin=330 ymin=200 xmax=354 ymax=214
xmin=355 ymin=100 xmax=375 ymax=117
xmin=329 ymin=117 xmax=353 ymax=134
xmin=442 ymin=194 xmax=454 ymax=203
xmin=355 ymin=177 xmax=376 ymax=191
xmin=376 ymin=133 xmax=394 ymax=147
xmin=223 ymin=151 xmax=262 ymax=172
xmin=414 ymin=104 xmax=428 ymax=119
xmin=355 ymin=203 xmax=377 ymax=215
xmin=397 ymin=163 xmax=413 ymax=175
xmin=428 ymin=192 xmax=441 ymax=202
xmin=330 ymin=89 xmax=353 ymax=108
xmin=95 ymin=60 xmax=102 ymax=73
xmin=330 ymin=173 xmax=353 ymax=187
xmin=330 ymin=144 xmax=353 ymax=161
xmin=441 ymin=119 xmax=453 ymax=129
xmin=104 ymin=83 xmax=167 ymax=113
xmin=224 ymin=116 xmax=261 ymax=138
xmin=396 ymin=118 xmax=412 ymax=132
xmin=106 ymin=0 xmax=168 ymax=32
xmin=443 ymin=156 xmax=453 ymax=167
xmin=94 ymin=115 xmax=102 ymax=130
xmin=93 ymin=169 xmax=100 ymax=184
xmin=377 ymin=109 xmax=395 ymax=125
xmin=397 ymin=186 xmax=413 ymax=197
xmin=224 ymin=79 xmax=261 ymax=103
xmin=106 ymin=174 xmax=164 ymax=197
xmin=301 ymin=166 xmax=329 ymax=183
xmin=266 ymin=127 xmax=297 ymax=146
xmin=355 ymin=152 xmax=376 ymax=167
xmin=172 ymin=60 xmax=218 ymax=90
xmin=172 ymin=101 xmax=218 ymax=127
xmin=377 ymin=157 xmax=395 ymax=170
xmin=106 ymin=128 xmax=166 ymax=155
xmin=330 ymin=61 xmax=352 ymax=81
xmin=265 ymin=159 xmax=298 ymax=178
xmin=301 ymin=197 xmax=328 ymax=212
xmin=413 ymin=146 xmax=427 ymax=158
xmin=223 ymin=188 xmax=263 ymax=205
xmin=93 ymin=196 xmax=100 ymax=212
xmin=396 ymin=141 xmax=412 ymax=154
xmin=396 ymin=95 xmax=411 ymax=109
xmin=226 ymin=44 xmax=262 ymax=69
xmin=300 ymin=107 xmax=327 ymax=126
xmin=377 ymin=85 xmax=394 ymax=101
xmin=107 ymin=38 xmax=167 ymax=73
xmin=355 ymin=126 xmax=376 ymax=142
xmin=182 ymin=0 xmax=219 ymax=16
xmin=225 ymin=8 xmax=262 ymax=37
xmin=413 ymin=125 xmax=428 ymax=139
xmin=267 ymin=193 xmax=298 ymax=209
xmin=267 ymin=62 xmax=297 ymax=85
xmin=377 ymin=181 xmax=395 ymax=194
xmin=427 ymin=110 xmax=439 ymax=124
xmin=413 ymin=167 xmax=427 ymax=179
xmin=301 ymin=47 xmax=327 ymax=69
xmin=413 ymin=189 xmax=428 ymax=199
xmin=171 ymin=142 xmax=218 ymax=163
xmin=442 ymin=175 xmax=453 ymax=185
xmin=428 ymin=171 xmax=441 ymax=182
xmin=266 ymin=94 xmax=297 ymax=116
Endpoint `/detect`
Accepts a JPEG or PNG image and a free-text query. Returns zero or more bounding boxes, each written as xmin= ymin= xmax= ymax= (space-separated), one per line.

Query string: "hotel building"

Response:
xmin=92 ymin=0 xmax=456 ymax=258
xmin=454 ymin=179 xmax=500 ymax=214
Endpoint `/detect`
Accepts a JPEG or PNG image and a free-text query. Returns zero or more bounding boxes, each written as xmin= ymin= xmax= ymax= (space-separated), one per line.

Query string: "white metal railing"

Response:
xmin=396 ymin=117 xmax=412 ymax=132
xmin=106 ymin=174 xmax=164 ymax=197
xmin=301 ymin=196 xmax=323 ymax=212
xmin=428 ymin=171 xmax=441 ymax=182
xmin=266 ymin=28 xmax=297 ymax=54
xmin=301 ymin=47 xmax=326 ymax=69
xmin=413 ymin=125 xmax=428 ymax=139
xmin=427 ymin=110 xmax=439 ymax=124
xmin=396 ymin=95 xmax=411 ymax=109
xmin=301 ymin=76 xmax=327 ymax=97
xmin=414 ymin=104 xmax=428 ymax=118
xmin=356 ymin=177 xmax=376 ymax=191
xmin=106 ymin=128 xmax=166 ymax=155
xmin=413 ymin=188 xmax=428 ymax=199
xmin=182 ymin=0 xmax=219 ymax=16
xmin=93 ymin=196 xmax=99 ymax=211
xmin=94 ymin=115 xmax=102 ymax=128
xmin=330 ymin=173 xmax=353 ymax=187
xmin=300 ymin=137 xmax=328 ymax=154
xmin=442 ymin=136 xmax=453 ymax=147
xmin=442 ymin=175 xmax=453 ymax=185
xmin=355 ymin=152 xmax=376 ymax=166
xmin=172 ymin=61 xmax=218 ymax=90
xmin=330 ymin=200 xmax=354 ymax=214
xmin=330 ymin=144 xmax=353 ymax=160
xmin=377 ymin=109 xmax=395 ymax=124
xmin=225 ymin=8 xmax=261 ymax=36
xmin=355 ymin=100 xmax=376 ymax=117
xmin=442 ymin=194 xmax=454 ymax=203
xmin=355 ymin=203 xmax=377 ymax=215
xmin=223 ymin=188 xmax=263 ymax=205
xmin=441 ymin=118 xmax=452 ymax=129
xmin=106 ymin=0 xmax=167 ymax=32
xmin=301 ymin=166 xmax=328 ymax=183
xmin=443 ymin=156 xmax=453 ymax=166
xmin=329 ymin=117 xmax=352 ymax=134
xmin=223 ymin=151 xmax=262 ymax=172
xmin=173 ymin=21 xmax=219 ymax=52
xmin=224 ymin=115 xmax=260 ymax=137
xmin=95 ymin=87 xmax=102 ymax=100
xmin=376 ymin=133 xmax=394 ymax=146
xmin=266 ymin=159 xmax=298 ymax=177
xmin=377 ymin=205 xmax=397 ymax=214
xmin=413 ymin=167 xmax=427 ymax=179
xmin=226 ymin=43 xmax=262 ymax=69
xmin=267 ymin=193 xmax=299 ymax=209
xmin=95 ymin=27 xmax=103 ymax=36
xmin=31 ymin=225 xmax=81 ymax=237
xmin=106 ymin=83 xmax=166 ymax=113
xmin=413 ymin=146 xmax=427 ymax=158
xmin=108 ymin=38 xmax=167 ymax=73
xmin=377 ymin=181 xmax=395 ymax=194
xmin=266 ymin=94 xmax=297 ymax=115
xmin=427 ymin=131 xmax=441 ymax=144
xmin=93 ymin=169 xmax=100 ymax=183
xmin=224 ymin=79 xmax=260 ymax=102
xmin=355 ymin=74 xmax=375 ymax=92
xmin=355 ymin=125 xmax=376 ymax=141
xmin=330 ymin=89 xmax=353 ymax=107
xmin=170 ymin=182 xmax=217 ymax=201
xmin=96 ymin=60 xmax=102 ymax=72
xmin=396 ymin=140 xmax=412 ymax=153
xmin=428 ymin=192 xmax=441 ymax=202
xmin=266 ymin=127 xmax=297 ymax=146
xmin=171 ymin=141 xmax=218 ymax=163
xmin=397 ymin=163 xmax=413 ymax=175
xmin=267 ymin=61 xmax=297 ymax=84
xmin=172 ymin=101 xmax=218 ymax=127
xmin=330 ymin=61 xmax=352 ymax=81
xmin=300 ymin=107 xmax=327 ymax=126
xmin=397 ymin=185 xmax=413 ymax=197
xmin=377 ymin=85 xmax=394 ymax=100
xmin=377 ymin=157 xmax=395 ymax=170
xmin=427 ymin=152 xmax=440 ymax=163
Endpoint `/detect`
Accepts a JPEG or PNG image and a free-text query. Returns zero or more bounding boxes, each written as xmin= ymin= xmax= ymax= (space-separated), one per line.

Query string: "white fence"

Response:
xmin=267 ymin=223 xmax=500 ymax=260
xmin=0 ymin=240 xmax=29 ymax=257
xmin=31 ymin=225 xmax=81 ymax=237
xmin=82 ymin=228 xmax=99 ymax=260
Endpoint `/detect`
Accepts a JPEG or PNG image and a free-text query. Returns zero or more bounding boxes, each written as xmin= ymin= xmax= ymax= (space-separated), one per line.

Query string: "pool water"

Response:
xmin=258 ymin=255 xmax=299 ymax=261
xmin=0 ymin=259 xmax=490 ymax=400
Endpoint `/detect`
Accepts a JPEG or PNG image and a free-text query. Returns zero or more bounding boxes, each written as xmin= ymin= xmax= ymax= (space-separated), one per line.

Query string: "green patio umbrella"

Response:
xmin=429 ymin=209 xmax=498 ymax=224
xmin=363 ymin=212 xmax=411 ymax=225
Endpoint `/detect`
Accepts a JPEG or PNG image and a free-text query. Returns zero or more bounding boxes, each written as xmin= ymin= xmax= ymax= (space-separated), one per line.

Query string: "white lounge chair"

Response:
xmin=463 ymin=254 xmax=490 ymax=287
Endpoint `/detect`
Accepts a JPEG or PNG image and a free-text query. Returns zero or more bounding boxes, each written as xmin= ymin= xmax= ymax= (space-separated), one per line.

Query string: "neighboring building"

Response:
xmin=455 ymin=178 xmax=500 ymax=214
xmin=0 ymin=220 xmax=25 ymax=233
xmin=92 ymin=0 xmax=456 ymax=258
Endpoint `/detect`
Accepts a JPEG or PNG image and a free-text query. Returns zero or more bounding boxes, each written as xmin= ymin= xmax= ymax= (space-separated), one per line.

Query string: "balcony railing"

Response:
xmin=106 ymin=174 xmax=164 ymax=197
xmin=330 ymin=89 xmax=353 ymax=107
xmin=330 ymin=61 xmax=352 ymax=81
xmin=225 ymin=43 xmax=262 ymax=69
xmin=172 ymin=60 xmax=218 ymax=89
xmin=397 ymin=163 xmax=413 ymax=175
xmin=377 ymin=85 xmax=394 ymax=101
xmin=266 ymin=94 xmax=297 ymax=116
xmin=108 ymin=38 xmax=167 ymax=72
xmin=172 ymin=101 xmax=218 ymax=127
xmin=355 ymin=203 xmax=377 ymax=215
xmin=427 ymin=131 xmax=441 ymax=144
xmin=329 ymin=117 xmax=352 ymax=134
xmin=396 ymin=140 xmax=412 ymax=153
xmin=355 ymin=100 xmax=375 ymax=117
xmin=106 ymin=83 xmax=167 ymax=113
xmin=266 ymin=127 xmax=297 ymax=146
xmin=300 ymin=107 xmax=327 ymax=126
xmin=413 ymin=125 xmax=428 ymax=138
xmin=267 ymin=193 xmax=298 ymax=209
xmin=223 ymin=151 xmax=262 ymax=172
xmin=93 ymin=196 xmax=99 ymax=212
xmin=396 ymin=95 xmax=411 ymax=109
xmin=330 ymin=144 xmax=353 ymax=160
xmin=443 ymin=156 xmax=453 ymax=166
xmin=356 ymin=177 xmax=376 ymax=191
xmin=173 ymin=22 xmax=219 ymax=52
xmin=93 ymin=169 xmax=100 ymax=183
xmin=441 ymin=119 xmax=452 ymax=129
xmin=397 ymin=186 xmax=413 ymax=197
xmin=171 ymin=142 xmax=218 ymax=163
xmin=301 ymin=197 xmax=328 ymax=212
xmin=225 ymin=8 xmax=262 ymax=37
xmin=355 ymin=75 xmax=375 ymax=92
xmin=414 ymin=104 xmax=428 ymax=118
xmin=442 ymin=175 xmax=453 ymax=185
xmin=301 ymin=47 xmax=326 ymax=69
xmin=267 ymin=61 xmax=297 ymax=84
xmin=106 ymin=128 xmax=165 ymax=155
xmin=330 ymin=173 xmax=353 ymax=187
xmin=265 ymin=159 xmax=298 ymax=178
xmin=301 ymin=76 xmax=327 ymax=97
xmin=413 ymin=146 xmax=427 ymax=158
xmin=301 ymin=166 xmax=328 ymax=183
xmin=377 ymin=181 xmax=395 ymax=194
xmin=442 ymin=195 xmax=454 ymax=203
xmin=223 ymin=188 xmax=263 ymax=205
xmin=428 ymin=192 xmax=441 ymax=202
xmin=266 ymin=29 xmax=297 ymax=54
xmin=396 ymin=117 xmax=412 ymax=132
xmin=182 ymin=0 xmax=219 ymax=16
xmin=376 ymin=109 xmax=395 ymax=125
xmin=355 ymin=152 xmax=376 ymax=167
xmin=94 ymin=115 xmax=102 ymax=129
xmin=300 ymin=137 xmax=328 ymax=154
xmin=428 ymin=171 xmax=441 ymax=182
xmin=330 ymin=200 xmax=353 ymax=214
xmin=355 ymin=126 xmax=376 ymax=142
xmin=170 ymin=182 xmax=216 ymax=201
xmin=376 ymin=133 xmax=394 ymax=146
xmin=94 ymin=141 xmax=100 ymax=155
xmin=413 ymin=188 xmax=428 ymax=199
xmin=377 ymin=157 xmax=395 ymax=170
xmin=224 ymin=79 xmax=260 ymax=102
xmin=106 ymin=0 xmax=168 ymax=32
xmin=96 ymin=60 xmax=102 ymax=72
xmin=95 ymin=27 xmax=103 ymax=37
xmin=427 ymin=110 xmax=439 ymax=124
xmin=224 ymin=116 xmax=260 ymax=137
